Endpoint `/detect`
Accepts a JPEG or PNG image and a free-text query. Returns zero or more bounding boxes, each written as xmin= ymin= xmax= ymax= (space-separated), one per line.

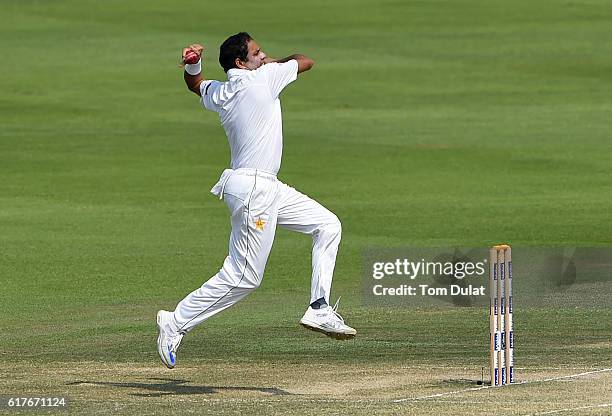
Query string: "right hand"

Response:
xmin=182 ymin=43 xmax=205 ymax=62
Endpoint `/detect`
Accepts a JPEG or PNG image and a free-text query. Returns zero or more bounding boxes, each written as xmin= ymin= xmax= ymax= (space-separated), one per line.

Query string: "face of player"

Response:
xmin=237 ymin=40 xmax=267 ymax=70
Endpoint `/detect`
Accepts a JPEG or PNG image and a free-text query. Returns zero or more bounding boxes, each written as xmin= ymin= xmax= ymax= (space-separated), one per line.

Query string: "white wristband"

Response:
xmin=184 ymin=59 xmax=201 ymax=75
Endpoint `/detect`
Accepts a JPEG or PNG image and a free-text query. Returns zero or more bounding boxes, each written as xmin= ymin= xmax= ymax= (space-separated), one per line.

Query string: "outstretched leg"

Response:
xmin=174 ymin=175 xmax=279 ymax=333
xmin=157 ymin=172 xmax=280 ymax=368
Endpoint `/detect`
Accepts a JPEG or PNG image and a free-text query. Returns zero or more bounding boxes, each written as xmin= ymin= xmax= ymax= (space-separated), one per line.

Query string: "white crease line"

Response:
xmin=534 ymin=368 xmax=612 ymax=384
xmin=392 ymin=368 xmax=612 ymax=403
xmin=393 ymin=385 xmax=489 ymax=402
xmin=527 ymin=403 xmax=612 ymax=415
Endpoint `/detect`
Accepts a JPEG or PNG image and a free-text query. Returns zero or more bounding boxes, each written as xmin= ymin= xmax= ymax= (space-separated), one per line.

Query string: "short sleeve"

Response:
xmin=200 ymin=80 xmax=222 ymax=112
xmin=262 ymin=60 xmax=298 ymax=98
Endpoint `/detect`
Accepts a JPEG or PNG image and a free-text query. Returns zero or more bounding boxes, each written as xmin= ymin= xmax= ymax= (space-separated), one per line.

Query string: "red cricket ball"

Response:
xmin=183 ymin=50 xmax=200 ymax=64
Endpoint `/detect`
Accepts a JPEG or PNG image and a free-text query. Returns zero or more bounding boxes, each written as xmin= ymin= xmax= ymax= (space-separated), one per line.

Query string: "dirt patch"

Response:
xmin=2 ymin=362 xmax=610 ymax=415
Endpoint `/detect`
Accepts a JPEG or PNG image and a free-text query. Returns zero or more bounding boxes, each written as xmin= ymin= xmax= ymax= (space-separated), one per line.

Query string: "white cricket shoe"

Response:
xmin=156 ymin=310 xmax=184 ymax=369
xmin=299 ymin=298 xmax=357 ymax=340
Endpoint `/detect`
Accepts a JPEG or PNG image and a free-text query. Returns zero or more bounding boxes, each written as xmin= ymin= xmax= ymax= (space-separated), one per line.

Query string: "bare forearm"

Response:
xmin=184 ymin=72 xmax=203 ymax=96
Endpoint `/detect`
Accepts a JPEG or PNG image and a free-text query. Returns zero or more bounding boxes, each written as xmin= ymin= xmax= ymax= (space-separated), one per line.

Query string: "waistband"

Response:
xmin=210 ymin=168 xmax=277 ymax=200
xmin=231 ymin=168 xmax=277 ymax=181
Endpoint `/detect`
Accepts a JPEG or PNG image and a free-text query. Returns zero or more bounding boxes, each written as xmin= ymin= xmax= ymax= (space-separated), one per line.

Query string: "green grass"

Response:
xmin=1 ymin=0 xmax=611 ymax=414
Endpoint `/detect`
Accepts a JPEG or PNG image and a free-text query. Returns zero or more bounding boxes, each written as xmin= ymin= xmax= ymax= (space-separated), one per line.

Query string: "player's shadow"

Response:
xmin=66 ymin=378 xmax=292 ymax=397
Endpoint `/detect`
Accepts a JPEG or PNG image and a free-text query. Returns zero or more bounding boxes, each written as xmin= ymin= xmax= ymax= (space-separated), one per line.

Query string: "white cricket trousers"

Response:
xmin=172 ymin=168 xmax=342 ymax=334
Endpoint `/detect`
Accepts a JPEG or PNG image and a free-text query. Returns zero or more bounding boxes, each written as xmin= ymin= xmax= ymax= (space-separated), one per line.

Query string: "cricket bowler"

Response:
xmin=156 ymin=32 xmax=356 ymax=369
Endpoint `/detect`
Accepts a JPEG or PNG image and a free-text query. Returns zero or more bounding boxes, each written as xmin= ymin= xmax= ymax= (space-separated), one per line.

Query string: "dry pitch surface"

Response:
xmin=3 ymin=362 xmax=611 ymax=415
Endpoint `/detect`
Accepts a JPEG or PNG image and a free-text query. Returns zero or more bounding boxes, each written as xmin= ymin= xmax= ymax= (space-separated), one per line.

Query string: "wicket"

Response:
xmin=489 ymin=244 xmax=513 ymax=386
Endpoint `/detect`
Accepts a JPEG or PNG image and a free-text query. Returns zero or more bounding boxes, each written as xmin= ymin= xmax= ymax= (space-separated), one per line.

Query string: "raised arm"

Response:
xmin=182 ymin=44 xmax=206 ymax=96
xmin=264 ymin=54 xmax=314 ymax=74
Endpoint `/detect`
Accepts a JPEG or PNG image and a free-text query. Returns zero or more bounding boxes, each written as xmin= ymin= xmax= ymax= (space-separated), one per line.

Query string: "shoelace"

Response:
xmin=170 ymin=334 xmax=183 ymax=352
xmin=330 ymin=297 xmax=345 ymax=323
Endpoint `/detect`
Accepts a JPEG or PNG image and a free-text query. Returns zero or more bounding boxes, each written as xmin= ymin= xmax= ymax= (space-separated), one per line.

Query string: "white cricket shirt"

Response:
xmin=199 ymin=60 xmax=299 ymax=175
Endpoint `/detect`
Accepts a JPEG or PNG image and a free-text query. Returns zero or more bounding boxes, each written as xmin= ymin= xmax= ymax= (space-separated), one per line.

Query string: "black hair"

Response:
xmin=219 ymin=32 xmax=252 ymax=72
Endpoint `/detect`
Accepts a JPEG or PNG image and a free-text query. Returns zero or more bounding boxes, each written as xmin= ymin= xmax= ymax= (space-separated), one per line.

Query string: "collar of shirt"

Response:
xmin=227 ymin=68 xmax=248 ymax=80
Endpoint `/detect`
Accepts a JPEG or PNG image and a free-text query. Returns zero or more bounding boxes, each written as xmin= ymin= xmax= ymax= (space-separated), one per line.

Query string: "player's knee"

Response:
xmin=241 ymin=268 xmax=263 ymax=290
xmin=320 ymin=215 xmax=342 ymax=239
xmin=220 ymin=267 xmax=262 ymax=291
xmin=331 ymin=215 xmax=342 ymax=236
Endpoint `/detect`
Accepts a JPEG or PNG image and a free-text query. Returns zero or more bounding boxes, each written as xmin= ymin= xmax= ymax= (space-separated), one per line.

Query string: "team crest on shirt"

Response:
xmin=255 ymin=218 xmax=266 ymax=231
